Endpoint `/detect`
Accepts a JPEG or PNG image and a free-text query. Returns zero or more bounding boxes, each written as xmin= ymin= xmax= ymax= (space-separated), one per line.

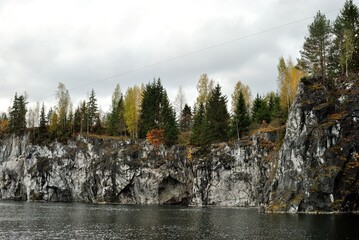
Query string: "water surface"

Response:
xmin=0 ymin=201 xmax=358 ymax=239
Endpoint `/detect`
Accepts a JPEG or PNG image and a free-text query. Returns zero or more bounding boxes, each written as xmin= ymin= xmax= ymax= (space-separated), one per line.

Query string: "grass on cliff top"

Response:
xmin=249 ymin=121 xmax=285 ymax=135
xmin=87 ymin=133 xmax=130 ymax=141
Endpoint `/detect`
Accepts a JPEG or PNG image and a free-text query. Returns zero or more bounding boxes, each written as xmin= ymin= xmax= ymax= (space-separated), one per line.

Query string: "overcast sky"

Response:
xmin=0 ymin=0 xmax=354 ymax=114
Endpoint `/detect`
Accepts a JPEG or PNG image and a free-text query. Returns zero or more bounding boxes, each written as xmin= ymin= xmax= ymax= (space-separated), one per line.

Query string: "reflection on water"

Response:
xmin=0 ymin=201 xmax=358 ymax=239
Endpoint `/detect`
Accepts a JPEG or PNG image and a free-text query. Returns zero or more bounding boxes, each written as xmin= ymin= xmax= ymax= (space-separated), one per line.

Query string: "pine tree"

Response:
xmin=232 ymin=91 xmax=251 ymax=139
xmin=300 ymin=11 xmax=331 ymax=78
xmin=203 ymin=84 xmax=230 ymax=144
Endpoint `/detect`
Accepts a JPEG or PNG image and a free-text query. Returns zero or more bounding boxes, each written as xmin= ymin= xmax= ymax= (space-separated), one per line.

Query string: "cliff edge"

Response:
xmin=267 ymin=76 xmax=359 ymax=212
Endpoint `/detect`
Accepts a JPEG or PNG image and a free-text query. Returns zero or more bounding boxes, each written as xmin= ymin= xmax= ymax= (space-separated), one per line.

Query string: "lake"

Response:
xmin=0 ymin=201 xmax=358 ymax=239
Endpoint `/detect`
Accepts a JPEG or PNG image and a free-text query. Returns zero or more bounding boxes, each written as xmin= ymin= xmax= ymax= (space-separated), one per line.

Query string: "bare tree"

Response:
xmin=174 ymin=86 xmax=186 ymax=121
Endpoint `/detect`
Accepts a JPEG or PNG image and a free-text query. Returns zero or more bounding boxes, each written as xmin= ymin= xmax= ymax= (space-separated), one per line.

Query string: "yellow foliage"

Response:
xmin=186 ymin=146 xmax=192 ymax=161
xmin=124 ymin=85 xmax=143 ymax=139
xmin=196 ymin=74 xmax=214 ymax=107
xmin=278 ymin=57 xmax=305 ymax=112
xmin=231 ymin=80 xmax=252 ymax=112
xmin=0 ymin=119 xmax=9 ymax=134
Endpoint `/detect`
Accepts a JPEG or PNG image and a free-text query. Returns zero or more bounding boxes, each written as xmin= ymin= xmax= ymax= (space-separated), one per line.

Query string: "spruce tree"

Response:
xmin=139 ymin=79 xmax=163 ymax=138
xmin=232 ymin=91 xmax=251 ymax=139
xmin=87 ymin=89 xmax=98 ymax=133
xmin=252 ymin=94 xmax=270 ymax=124
xmin=38 ymin=104 xmax=48 ymax=139
xmin=267 ymin=92 xmax=281 ymax=121
xmin=9 ymin=93 xmax=27 ymax=135
xmin=180 ymin=104 xmax=192 ymax=131
xmin=80 ymin=101 xmax=87 ymax=135
xmin=139 ymin=78 xmax=178 ymax=145
xmin=160 ymin=91 xmax=178 ymax=145
xmin=203 ymin=84 xmax=230 ymax=144
xmin=190 ymin=103 xmax=205 ymax=146
xmin=108 ymin=95 xmax=126 ymax=136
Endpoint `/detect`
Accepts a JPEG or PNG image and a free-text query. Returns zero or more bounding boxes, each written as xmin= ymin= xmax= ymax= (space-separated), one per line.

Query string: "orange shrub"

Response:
xmin=146 ymin=129 xmax=164 ymax=147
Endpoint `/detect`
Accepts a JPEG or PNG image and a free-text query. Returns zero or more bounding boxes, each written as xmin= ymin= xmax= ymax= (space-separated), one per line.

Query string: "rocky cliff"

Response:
xmin=1 ymin=77 xmax=358 ymax=212
xmin=266 ymin=76 xmax=359 ymax=212
xmin=0 ymin=133 xmax=274 ymax=207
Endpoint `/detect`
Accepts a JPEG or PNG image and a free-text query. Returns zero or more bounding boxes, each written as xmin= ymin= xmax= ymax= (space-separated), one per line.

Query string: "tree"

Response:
xmin=180 ymin=104 xmax=192 ymax=132
xmin=73 ymin=106 xmax=82 ymax=133
xmin=80 ymin=101 xmax=88 ymax=134
xmin=139 ymin=79 xmax=163 ymax=138
xmin=9 ymin=93 xmax=27 ymax=135
xmin=107 ymin=84 xmax=127 ymax=136
xmin=49 ymin=111 xmax=59 ymax=139
xmin=124 ymin=85 xmax=142 ymax=139
xmin=339 ymin=29 xmax=355 ymax=77
xmin=190 ymin=102 xmax=205 ymax=146
xmin=174 ymin=86 xmax=187 ymax=122
xmin=196 ymin=74 xmax=214 ymax=107
xmin=329 ymin=0 xmax=359 ymax=77
xmin=159 ymin=91 xmax=178 ymax=145
xmin=0 ymin=113 xmax=9 ymax=135
xmin=87 ymin=89 xmax=98 ymax=133
xmin=56 ymin=82 xmax=71 ymax=136
xmin=139 ymin=79 xmax=178 ymax=145
xmin=251 ymin=94 xmax=270 ymax=124
xmin=231 ymin=80 xmax=252 ymax=112
xmin=27 ymin=102 xmax=40 ymax=129
xmin=203 ymin=84 xmax=230 ymax=144
xmin=111 ymin=84 xmax=121 ymax=108
xmin=38 ymin=104 xmax=48 ymax=139
xmin=300 ymin=11 xmax=331 ymax=78
xmin=266 ymin=92 xmax=281 ymax=121
xmin=277 ymin=57 xmax=304 ymax=117
xmin=232 ymin=90 xmax=251 ymax=139
xmin=108 ymin=92 xmax=126 ymax=136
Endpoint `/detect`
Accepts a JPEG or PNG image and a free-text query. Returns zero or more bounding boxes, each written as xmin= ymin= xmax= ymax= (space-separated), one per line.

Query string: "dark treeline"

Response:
xmin=0 ymin=0 xmax=358 ymax=146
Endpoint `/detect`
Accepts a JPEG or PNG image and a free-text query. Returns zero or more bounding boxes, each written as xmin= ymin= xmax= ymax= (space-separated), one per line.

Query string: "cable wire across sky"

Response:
xmin=37 ymin=8 xmax=339 ymax=102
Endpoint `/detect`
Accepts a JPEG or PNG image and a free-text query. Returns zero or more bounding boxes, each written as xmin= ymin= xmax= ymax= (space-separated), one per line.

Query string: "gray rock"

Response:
xmin=0 ymin=135 xmax=273 ymax=207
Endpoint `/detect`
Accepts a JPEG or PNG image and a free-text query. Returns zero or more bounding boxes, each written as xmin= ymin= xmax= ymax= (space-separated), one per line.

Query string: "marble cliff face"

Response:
xmin=267 ymin=77 xmax=359 ymax=212
xmin=0 ymin=134 xmax=273 ymax=207
xmin=1 ymin=77 xmax=358 ymax=213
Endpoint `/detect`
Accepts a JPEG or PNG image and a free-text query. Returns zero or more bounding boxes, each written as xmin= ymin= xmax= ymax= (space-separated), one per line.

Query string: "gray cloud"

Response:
xmin=0 ymin=0 xmax=350 ymax=113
